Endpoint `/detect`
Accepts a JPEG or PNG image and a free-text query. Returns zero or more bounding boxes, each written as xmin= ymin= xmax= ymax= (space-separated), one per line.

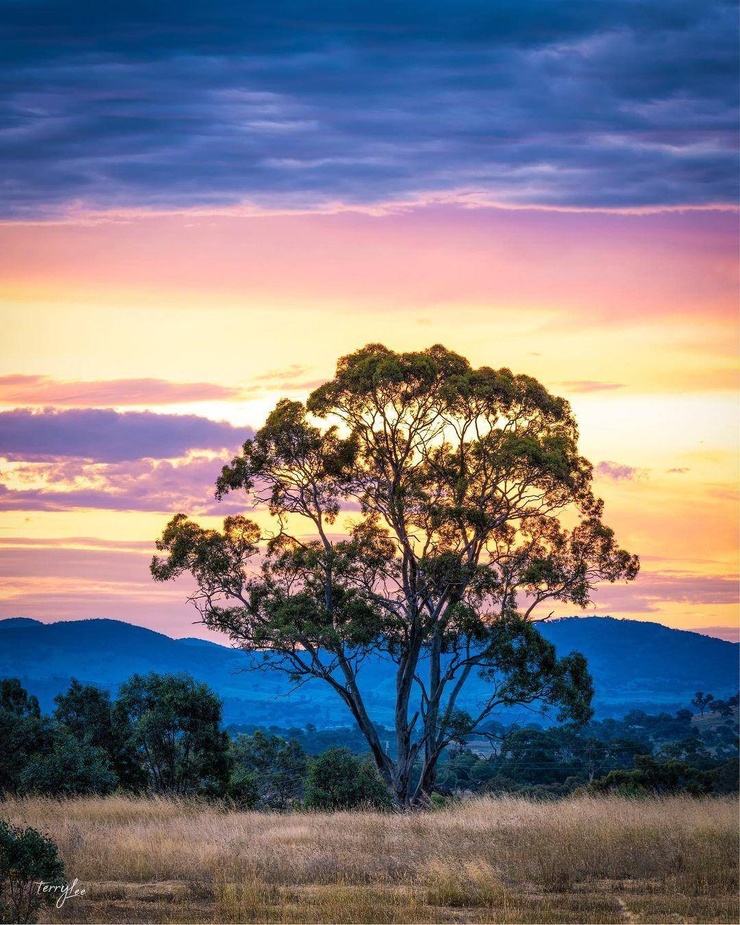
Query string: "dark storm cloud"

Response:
xmin=0 ymin=1 xmax=736 ymax=216
xmin=0 ymin=409 xmax=247 ymax=461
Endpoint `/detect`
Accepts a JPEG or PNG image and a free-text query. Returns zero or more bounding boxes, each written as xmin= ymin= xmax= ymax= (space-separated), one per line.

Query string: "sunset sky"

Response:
xmin=1 ymin=1 xmax=738 ymax=642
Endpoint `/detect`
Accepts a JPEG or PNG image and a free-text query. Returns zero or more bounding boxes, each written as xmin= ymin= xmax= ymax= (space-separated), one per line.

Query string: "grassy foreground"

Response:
xmin=2 ymin=794 xmax=737 ymax=924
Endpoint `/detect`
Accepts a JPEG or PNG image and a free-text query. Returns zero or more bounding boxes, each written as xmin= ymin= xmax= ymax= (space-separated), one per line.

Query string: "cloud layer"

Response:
xmin=0 ymin=375 xmax=242 ymax=406
xmin=0 ymin=409 xmax=246 ymax=461
xmin=1 ymin=0 xmax=737 ymax=217
xmin=0 ymin=540 xmax=735 ymax=642
xmin=0 ymin=457 xmax=246 ymax=514
xmin=594 ymin=571 xmax=740 ymax=613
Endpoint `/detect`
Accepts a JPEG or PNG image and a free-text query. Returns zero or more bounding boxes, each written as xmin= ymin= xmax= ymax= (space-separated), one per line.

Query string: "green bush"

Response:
xmin=304 ymin=747 xmax=392 ymax=810
xmin=590 ymin=754 xmax=713 ymax=796
xmin=226 ymin=770 xmax=260 ymax=809
xmin=117 ymin=673 xmax=231 ymax=796
xmin=18 ymin=730 xmax=117 ymax=797
xmin=54 ymin=679 xmax=146 ymax=791
xmin=0 ymin=821 xmax=65 ymax=924
xmin=230 ymin=731 xmax=308 ymax=810
xmin=0 ymin=681 xmax=49 ymax=797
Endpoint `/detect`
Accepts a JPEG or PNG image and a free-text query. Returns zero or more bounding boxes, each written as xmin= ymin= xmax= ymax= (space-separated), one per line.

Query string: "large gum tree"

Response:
xmin=152 ymin=344 xmax=639 ymax=807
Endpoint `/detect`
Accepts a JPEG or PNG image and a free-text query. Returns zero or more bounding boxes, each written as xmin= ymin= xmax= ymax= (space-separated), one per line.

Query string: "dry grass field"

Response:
xmin=1 ymin=794 xmax=737 ymax=924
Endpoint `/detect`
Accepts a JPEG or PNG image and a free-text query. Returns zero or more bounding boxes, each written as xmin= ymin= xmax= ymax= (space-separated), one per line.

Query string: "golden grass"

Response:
xmin=1 ymin=793 xmax=737 ymax=924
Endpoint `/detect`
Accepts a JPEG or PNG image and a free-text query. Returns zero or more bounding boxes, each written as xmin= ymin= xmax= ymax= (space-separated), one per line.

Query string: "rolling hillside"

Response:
xmin=0 ymin=616 xmax=736 ymax=726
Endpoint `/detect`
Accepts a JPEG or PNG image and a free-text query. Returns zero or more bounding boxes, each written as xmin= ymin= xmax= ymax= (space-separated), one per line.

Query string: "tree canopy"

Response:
xmin=117 ymin=673 xmax=231 ymax=797
xmin=304 ymin=747 xmax=392 ymax=810
xmin=152 ymin=344 xmax=639 ymax=806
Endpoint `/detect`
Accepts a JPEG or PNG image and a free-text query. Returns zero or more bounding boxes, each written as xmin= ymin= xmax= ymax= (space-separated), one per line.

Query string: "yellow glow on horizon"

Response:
xmin=0 ymin=205 xmax=737 ymax=638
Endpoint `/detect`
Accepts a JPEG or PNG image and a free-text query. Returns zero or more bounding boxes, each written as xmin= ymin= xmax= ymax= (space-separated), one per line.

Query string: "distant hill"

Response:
xmin=538 ymin=616 xmax=738 ymax=712
xmin=0 ymin=617 xmax=43 ymax=629
xmin=0 ymin=616 xmax=736 ymax=727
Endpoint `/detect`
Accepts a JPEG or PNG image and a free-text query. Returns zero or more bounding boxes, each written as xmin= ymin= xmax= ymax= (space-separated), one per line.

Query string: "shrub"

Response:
xmin=227 ymin=770 xmax=260 ymax=809
xmin=0 ymin=821 xmax=65 ymax=924
xmin=54 ymin=679 xmax=146 ymax=791
xmin=590 ymin=754 xmax=713 ymax=796
xmin=230 ymin=732 xmax=308 ymax=810
xmin=18 ymin=730 xmax=117 ymax=797
xmin=0 ymin=681 xmax=50 ymax=797
xmin=117 ymin=673 xmax=231 ymax=796
xmin=304 ymin=747 xmax=392 ymax=810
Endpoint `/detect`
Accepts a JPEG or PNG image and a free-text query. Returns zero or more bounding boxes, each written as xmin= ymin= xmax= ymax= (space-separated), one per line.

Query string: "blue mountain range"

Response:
xmin=0 ymin=616 xmax=736 ymax=727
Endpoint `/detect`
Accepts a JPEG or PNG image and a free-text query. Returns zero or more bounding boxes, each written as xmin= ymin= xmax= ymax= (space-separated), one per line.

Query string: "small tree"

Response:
xmin=230 ymin=731 xmax=307 ymax=810
xmin=54 ymin=680 xmax=145 ymax=790
xmin=691 ymin=692 xmax=715 ymax=715
xmin=152 ymin=344 xmax=638 ymax=806
xmin=0 ymin=821 xmax=65 ymax=924
xmin=713 ymin=700 xmax=734 ymax=719
xmin=0 ymin=681 xmax=49 ymax=797
xmin=117 ymin=673 xmax=230 ymax=796
xmin=304 ymin=748 xmax=392 ymax=810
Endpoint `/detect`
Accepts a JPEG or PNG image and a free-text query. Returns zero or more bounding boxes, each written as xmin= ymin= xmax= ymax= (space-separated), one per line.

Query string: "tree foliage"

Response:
xmin=18 ymin=730 xmax=117 ymax=797
xmin=0 ymin=681 xmax=49 ymax=797
xmin=590 ymin=754 xmax=714 ymax=796
xmin=53 ymin=680 xmax=145 ymax=790
xmin=230 ymin=731 xmax=307 ymax=810
xmin=304 ymin=747 xmax=392 ymax=810
xmin=152 ymin=344 xmax=638 ymax=805
xmin=116 ymin=673 xmax=231 ymax=796
xmin=691 ymin=691 xmax=715 ymax=715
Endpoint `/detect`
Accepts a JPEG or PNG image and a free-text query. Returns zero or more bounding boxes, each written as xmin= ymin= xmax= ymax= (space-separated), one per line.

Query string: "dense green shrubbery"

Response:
xmin=53 ymin=679 xmax=145 ymax=790
xmin=0 ymin=674 xmax=230 ymax=799
xmin=18 ymin=730 xmax=117 ymax=797
xmin=304 ymin=748 xmax=392 ymax=810
xmin=433 ymin=695 xmax=738 ymax=799
xmin=117 ymin=673 xmax=231 ymax=797
xmin=229 ymin=731 xmax=308 ymax=810
xmin=0 ymin=681 xmax=47 ymax=798
xmin=590 ymin=754 xmax=713 ymax=796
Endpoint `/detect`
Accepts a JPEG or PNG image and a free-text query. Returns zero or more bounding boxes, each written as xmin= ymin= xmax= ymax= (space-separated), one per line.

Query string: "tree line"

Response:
xmin=1 ymin=672 xmax=736 ymax=806
xmin=434 ymin=696 xmax=738 ymax=798
xmin=0 ymin=674 xmax=388 ymax=810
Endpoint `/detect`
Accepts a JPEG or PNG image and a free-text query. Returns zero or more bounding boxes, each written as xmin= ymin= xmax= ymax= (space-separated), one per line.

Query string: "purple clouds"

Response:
xmin=688 ymin=625 xmax=740 ymax=643
xmin=0 ymin=409 xmax=253 ymax=514
xmin=0 ymin=409 xmax=247 ymax=462
xmin=595 ymin=461 xmax=643 ymax=481
xmin=593 ymin=571 xmax=740 ymax=614
xmin=0 ymin=458 xmax=248 ymax=514
xmin=1 ymin=1 xmax=737 ymax=217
